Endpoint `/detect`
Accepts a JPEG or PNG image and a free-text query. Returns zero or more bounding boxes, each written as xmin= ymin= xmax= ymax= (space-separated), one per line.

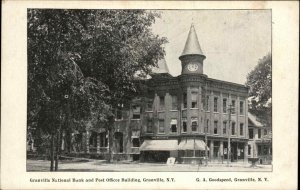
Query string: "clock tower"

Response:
xmin=179 ymin=24 xmax=206 ymax=75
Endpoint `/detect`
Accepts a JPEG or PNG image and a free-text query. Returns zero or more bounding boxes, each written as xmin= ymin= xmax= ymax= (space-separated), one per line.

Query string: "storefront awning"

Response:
xmin=178 ymin=139 xmax=209 ymax=151
xmin=139 ymin=140 xmax=178 ymax=151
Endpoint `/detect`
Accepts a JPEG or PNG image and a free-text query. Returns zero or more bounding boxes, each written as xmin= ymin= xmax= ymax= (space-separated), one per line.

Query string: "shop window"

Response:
xmin=171 ymin=95 xmax=178 ymax=110
xmin=258 ymin=129 xmax=261 ymax=138
xmin=146 ymin=98 xmax=153 ymax=112
xmin=191 ymin=117 xmax=198 ymax=132
xmin=170 ymin=119 xmax=177 ymax=133
xmin=100 ymin=132 xmax=108 ymax=147
xmin=182 ymin=118 xmax=187 ymax=133
xmin=223 ymin=121 xmax=227 ymax=135
xmin=258 ymin=145 xmax=262 ymax=155
xmin=223 ymin=98 xmax=227 ymax=113
xmin=231 ymin=122 xmax=235 ymax=135
xmin=240 ymin=123 xmax=244 ymax=136
xmin=240 ymin=101 xmax=244 ymax=115
xmin=214 ymin=121 xmax=218 ymax=134
xmin=132 ymin=105 xmax=140 ymax=119
xmin=114 ymin=132 xmax=123 ymax=153
xmin=231 ymin=100 xmax=236 ymax=114
xmin=183 ymin=93 xmax=187 ymax=109
xmin=146 ymin=119 xmax=153 ymax=133
xmin=158 ymin=119 xmax=165 ymax=133
xmin=248 ymin=145 xmax=251 ymax=155
xmin=263 ymin=146 xmax=268 ymax=155
xmin=191 ymin=92 xmax=198 ymax=108
xmin=214 ymin=97 xmax=218 ymax=112
xmin=132 ymin=138 xmax=140 ymax=147
xmin=159 ymin=96 xmax=165 ymax=111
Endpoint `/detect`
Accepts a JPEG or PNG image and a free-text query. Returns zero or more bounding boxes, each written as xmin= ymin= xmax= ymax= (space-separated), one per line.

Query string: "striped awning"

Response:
xmin=178 ymin=139 xmax=209 ymax=151
xmin=139 ymin=140 xmax=178 ymax=151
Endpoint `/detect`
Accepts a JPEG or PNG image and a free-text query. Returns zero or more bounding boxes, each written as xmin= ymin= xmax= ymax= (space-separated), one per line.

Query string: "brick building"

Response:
xmin=79 ymin=24 xmax=250 ymax=163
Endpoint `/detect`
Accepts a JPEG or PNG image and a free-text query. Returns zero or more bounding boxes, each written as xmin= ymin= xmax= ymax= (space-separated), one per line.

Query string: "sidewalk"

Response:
xmin=27 ymin=158 xmax=272 ymax=172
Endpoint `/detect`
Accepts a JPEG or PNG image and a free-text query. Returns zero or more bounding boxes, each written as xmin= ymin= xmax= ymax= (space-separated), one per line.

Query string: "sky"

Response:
xmin=151 ymin=10 xmax=271 ymax=84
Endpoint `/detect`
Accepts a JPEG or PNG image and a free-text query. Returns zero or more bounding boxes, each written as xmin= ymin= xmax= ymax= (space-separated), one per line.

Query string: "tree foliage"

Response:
xmin=246 ymin=53 xmax=272 ymax=127
xmin=27 ymin=9 xmax=167 ymax=155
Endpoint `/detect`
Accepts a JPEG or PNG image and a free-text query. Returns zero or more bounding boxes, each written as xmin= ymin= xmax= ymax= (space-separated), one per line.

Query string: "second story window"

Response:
xmin=146 ymin=98 xmax=153 ymax=112
xmin=170 ymin=119 xmax=177 ymax=133
xmin=240 ymin=123 xmax=244 ymax=136
xmin=240 ymin=101 xmax=244 ymax=115
xmin=171 ymin=95 xmax=178 ymax=110
xmin=116 ymin=109 xmax=122 ymax=120
xmin=223 ymin=99 xmax=227 ymax=113
xmin=205 ymin=95 xmax=210 ymax=111
xmin=264 ymin=129 xmax=268 ymax=136
xmin=191 ymin=92 xmax=198 ymax=108
xmin=249 ymin=128 xmax=254 ymax=139
xmin=132 ymin=105 xmax=140 ymax=119
xmin=159 ymin=96 xmax=165 ymax=111
xmin=258 ymin=129 xmax=261 ymax=138
xmin=182 ymin=118 xmax=187 ymax=133
xmin=231 ymin=100 xmax=236 ymax=114
xmin=158 ymin=119 xmax=165 ymax=133
xmin=146 ymin=119 xmax=153 ymax=133
xmin=223 ymin=121 xmax=227 ymax=134
xmin=214 ymin=121 xmax=218 ymax=134
xmin=231 ymin=122 xmax=236 ymax=135
xmin=214 ymin=97 xmax=218 ymax=112
xmin=191 ymin=117 xmax=198 ymax=132
xmin=183 ymin=93 xmax=187 ymax=109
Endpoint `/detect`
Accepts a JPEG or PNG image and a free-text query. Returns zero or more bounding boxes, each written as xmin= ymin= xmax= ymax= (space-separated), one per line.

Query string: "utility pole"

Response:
xmin=227 ymin=104 xmax=234 ymax=165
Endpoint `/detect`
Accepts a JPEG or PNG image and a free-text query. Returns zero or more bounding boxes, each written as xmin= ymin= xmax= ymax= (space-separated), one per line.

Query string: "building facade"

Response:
xmin=74 ymin=25 xmax=250 ymax=163
xmin=248 ymin=113 xmax=272 ymax=164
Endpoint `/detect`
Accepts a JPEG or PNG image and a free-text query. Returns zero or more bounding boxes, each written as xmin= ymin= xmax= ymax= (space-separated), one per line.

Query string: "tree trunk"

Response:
xmin=108 ymin=128 xmax=113 ymax=163
xmin=55 ymin=130 xmax=60 ymax=171
xmin=50 ymin=133 xmax=54 ymax=171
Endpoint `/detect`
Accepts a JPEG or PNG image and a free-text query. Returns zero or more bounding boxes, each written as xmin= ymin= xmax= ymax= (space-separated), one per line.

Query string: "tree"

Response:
xmin=27 ymin=9 xmax=167 ymax=170
xmin=246 ymin=53 xmax=272 ymax=127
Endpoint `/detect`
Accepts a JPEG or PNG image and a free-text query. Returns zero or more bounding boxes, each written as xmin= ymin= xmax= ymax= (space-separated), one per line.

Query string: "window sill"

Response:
xmin=131 ymin=119 xmax=141 ymax=121
xmin=190 ymin=108 xmax=199 ymax=110
xmin=169 ymin=110 xmax=178 ymax=112
xmin=145 ymin=111 xmax=153 ymax=113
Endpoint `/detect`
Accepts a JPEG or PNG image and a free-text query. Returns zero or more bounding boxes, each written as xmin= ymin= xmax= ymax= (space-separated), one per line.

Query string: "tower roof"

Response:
xmin=180 ymin=24 xmax=205 ymax=58
xmin=152 ymin=58 xmax=170 ymax=74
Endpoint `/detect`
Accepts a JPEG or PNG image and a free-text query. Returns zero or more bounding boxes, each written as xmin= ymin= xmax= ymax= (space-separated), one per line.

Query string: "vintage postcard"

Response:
xmin=1 ymin=1 xmax=298 ymax=189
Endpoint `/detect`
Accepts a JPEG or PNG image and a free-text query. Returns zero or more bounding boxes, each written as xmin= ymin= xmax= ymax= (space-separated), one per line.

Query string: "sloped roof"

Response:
xmin=248 ymin=112 xmax=264 ymax=127
xmin=151 ymin=58 xmax=170 ymax=74
xmin=180 ymin=24 xmax=205 ymax=58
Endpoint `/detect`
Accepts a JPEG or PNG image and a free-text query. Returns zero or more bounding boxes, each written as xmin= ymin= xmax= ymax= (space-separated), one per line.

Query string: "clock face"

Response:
xmin=187 ymin=63 xmax=198 ymax=71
